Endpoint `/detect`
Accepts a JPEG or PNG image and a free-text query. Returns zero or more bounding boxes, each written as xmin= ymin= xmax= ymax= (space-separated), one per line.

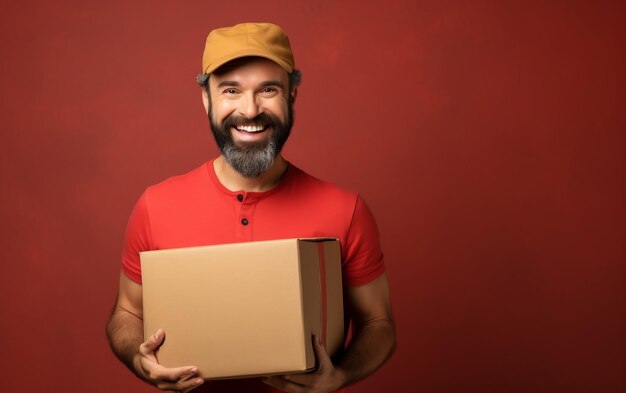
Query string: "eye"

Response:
xmin=259 ymin=87 xmax=279 ymax=96
xmin=223 ymin=88 xmax=239 ymax=95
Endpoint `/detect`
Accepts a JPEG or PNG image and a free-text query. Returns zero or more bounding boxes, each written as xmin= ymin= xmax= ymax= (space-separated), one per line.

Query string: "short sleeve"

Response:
xmin=342 ymin=196 xmax=386 ymax=286
xmin=121 ymin=192 xmax=153 ymax=284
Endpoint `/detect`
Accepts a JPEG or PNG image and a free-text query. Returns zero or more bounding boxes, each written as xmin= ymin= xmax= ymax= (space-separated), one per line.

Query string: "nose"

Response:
xmin=238 ymin=92 xmax=261 ymax=119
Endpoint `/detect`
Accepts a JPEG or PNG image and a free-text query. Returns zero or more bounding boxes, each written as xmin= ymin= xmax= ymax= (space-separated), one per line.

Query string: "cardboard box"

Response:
xmin=141 ymin=238 xmax=344 ymax=380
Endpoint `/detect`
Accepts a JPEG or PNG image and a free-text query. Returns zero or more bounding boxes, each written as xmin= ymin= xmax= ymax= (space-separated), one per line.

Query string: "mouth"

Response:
xmin=234 ymin=123 xmax=269 ymax=134
xmin=230 ymin=121 xmax=272 ymax=143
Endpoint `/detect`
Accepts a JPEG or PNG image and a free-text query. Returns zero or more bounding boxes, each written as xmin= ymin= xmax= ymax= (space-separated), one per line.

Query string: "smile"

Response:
xmin=235 ymin=124 xmax=268 ymax=133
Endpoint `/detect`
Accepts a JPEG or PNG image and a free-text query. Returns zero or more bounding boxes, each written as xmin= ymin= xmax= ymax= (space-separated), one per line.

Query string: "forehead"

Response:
xmin=210 ymin=57 xmax=289 ymax=86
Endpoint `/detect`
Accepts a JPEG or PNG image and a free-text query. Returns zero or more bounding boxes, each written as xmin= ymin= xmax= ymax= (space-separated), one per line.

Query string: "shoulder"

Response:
xmin=143 ymin=161 xmax=210 ymax=201
xmin=287 ymin=163 xmax=358 ymax=205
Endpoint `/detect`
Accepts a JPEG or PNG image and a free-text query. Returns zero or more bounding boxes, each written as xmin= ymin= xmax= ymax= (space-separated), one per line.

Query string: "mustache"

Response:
xmin=222 ymin=112 xmax=281 ymax=130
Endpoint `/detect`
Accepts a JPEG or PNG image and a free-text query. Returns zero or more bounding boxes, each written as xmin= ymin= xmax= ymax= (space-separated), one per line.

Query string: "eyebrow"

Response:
xmin=216 ymin=80 xmax=285 ymax=89
xmin=259 ymin=80 xmax=285 ymax=89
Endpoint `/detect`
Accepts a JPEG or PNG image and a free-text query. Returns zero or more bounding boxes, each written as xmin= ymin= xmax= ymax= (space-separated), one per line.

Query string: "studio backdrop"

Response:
xmin=0 ymin=1 xmax=623 ymax=392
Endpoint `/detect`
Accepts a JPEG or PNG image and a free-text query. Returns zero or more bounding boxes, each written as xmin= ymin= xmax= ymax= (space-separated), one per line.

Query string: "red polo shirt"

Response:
xmin=122 ymin=159 xmax=385 ymax=287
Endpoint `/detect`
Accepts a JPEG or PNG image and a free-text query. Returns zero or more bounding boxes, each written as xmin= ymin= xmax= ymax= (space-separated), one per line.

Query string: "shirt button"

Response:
xmin=241 ymin=218 xmax=249 ymax=225
xmin=237 ymin=194 xmax=244 ymax=202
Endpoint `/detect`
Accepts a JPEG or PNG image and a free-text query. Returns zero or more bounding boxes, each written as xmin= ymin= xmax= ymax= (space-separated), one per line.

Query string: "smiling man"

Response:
xmin=205 ymin=56 xmax=294 ymax=188
xmin=107 ymin=23 xmax=395 ymax=393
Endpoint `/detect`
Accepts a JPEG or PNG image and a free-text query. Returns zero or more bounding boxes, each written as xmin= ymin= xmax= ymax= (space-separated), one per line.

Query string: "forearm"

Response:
xmin=106 ymin=306 xmax=145 ymax=379
xmin=335 ymin=317 xmax=396 ymax=386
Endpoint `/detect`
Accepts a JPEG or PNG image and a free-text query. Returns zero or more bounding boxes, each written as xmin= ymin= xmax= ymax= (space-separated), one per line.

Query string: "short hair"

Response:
xmin=196 ymin=69 xmax=302 ymax=91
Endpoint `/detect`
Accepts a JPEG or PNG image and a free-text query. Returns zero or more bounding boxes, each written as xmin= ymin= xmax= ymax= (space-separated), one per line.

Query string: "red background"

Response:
xmin=0 ymin=1 xmax=624 ymax=392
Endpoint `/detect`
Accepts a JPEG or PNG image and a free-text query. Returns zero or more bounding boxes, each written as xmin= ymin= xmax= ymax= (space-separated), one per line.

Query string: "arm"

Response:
xmin=264 ymin=272 xmax=396 ymax=392
xmin=106 ymin=272 xmax=205 ymax=392
xmin=335 ymin=272 xmax=396 ymax=384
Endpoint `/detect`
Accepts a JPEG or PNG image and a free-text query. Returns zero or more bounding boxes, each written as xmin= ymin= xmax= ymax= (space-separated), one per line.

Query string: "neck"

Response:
xmin=213 ymin=155 xmax=288 ymax=192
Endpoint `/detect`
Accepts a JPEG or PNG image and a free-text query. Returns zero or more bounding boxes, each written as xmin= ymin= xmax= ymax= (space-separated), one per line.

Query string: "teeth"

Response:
xmin=236 ymin=125 xmax=266 ymax=133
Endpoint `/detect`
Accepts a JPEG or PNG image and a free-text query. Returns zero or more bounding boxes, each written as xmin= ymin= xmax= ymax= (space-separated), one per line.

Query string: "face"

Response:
xmin=203 ymin=57 xmax=294 ymax=178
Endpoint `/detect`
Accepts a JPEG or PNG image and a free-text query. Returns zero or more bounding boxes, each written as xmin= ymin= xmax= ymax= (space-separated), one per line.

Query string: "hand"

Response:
xmin=135 ymin=328 xmax=204 ymax=393
xmin=262 ymin=335 xmax=346 ymax=393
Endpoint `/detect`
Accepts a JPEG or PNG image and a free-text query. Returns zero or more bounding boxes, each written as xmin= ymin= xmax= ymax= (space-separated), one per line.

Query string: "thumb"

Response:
xmin=312 ymin=334 xmax=332 ymax=370
xmin=141 ymin=328 xmax=165 ymax=354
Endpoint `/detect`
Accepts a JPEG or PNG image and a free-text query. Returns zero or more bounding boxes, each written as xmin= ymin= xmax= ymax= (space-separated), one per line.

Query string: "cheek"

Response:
xmin=212 ymin=99 xmax=238 ymax=122
xmin=267 ymin=98 xmax=289 ymax=120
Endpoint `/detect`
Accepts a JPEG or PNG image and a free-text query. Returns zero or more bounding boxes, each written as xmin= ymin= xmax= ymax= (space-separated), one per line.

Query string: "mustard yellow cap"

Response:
xmin=202 ymin=22 xmax=295 ymax=74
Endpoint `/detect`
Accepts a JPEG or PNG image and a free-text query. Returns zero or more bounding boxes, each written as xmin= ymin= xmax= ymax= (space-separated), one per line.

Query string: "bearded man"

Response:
xmin=107 ymin=22 xmax=396 ymax=393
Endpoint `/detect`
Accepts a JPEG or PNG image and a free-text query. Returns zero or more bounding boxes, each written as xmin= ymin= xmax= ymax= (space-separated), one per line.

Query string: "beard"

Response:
xmin=208 ymin=101 xmax=293 ymax=178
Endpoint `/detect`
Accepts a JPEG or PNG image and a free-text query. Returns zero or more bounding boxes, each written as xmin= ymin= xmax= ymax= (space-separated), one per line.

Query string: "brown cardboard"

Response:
xmin=140 ymin=238 xmax=344 ymax=380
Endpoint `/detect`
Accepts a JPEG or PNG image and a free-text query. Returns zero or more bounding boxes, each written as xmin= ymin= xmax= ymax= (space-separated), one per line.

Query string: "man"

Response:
xmin=107 ymin=22 xmax=395 ymax=393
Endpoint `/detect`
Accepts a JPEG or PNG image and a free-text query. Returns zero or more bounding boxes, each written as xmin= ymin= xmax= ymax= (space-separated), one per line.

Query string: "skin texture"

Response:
xmin=107 ymin=273 xmax=204 ymax=392
xmin=106 ymin=57 xmax=396 ymax=393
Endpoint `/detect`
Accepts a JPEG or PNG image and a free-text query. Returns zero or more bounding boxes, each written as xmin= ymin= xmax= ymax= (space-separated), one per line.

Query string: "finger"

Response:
xmin=180 ymin=376 xmax=205 ymax=392
xmin=155 ymin=374 xmax=204 ymax=392
xmin=179 ymin=371 xmax=205 ymax=392
xmin=280 ymin=372 xmax=315 ymax=386
xmin=312 ymin=334 xmax=333 ymax=370
xmin=140 ymin=328 xmax=165 ymax=354
xmin=182 ymin=378 xmax=205 ymax=393
xmin=150 ymin=364 xmax=199 ymax=383
xmin=262 ymin=376 xmax=305 ymax=393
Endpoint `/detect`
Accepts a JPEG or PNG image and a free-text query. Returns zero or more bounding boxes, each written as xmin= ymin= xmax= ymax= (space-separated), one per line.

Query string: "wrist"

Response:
xmin=332 ymin=366 xmax=350 ymax=390
xmin=132 ymin=353 xmax=148 ymax=382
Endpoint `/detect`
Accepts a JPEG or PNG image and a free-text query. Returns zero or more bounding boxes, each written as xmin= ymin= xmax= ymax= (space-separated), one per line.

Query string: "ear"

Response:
xmin=290 ymin=87 xmax=298 ymax=104
xmin=202 ymin=89 xmax=209 ymax=114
